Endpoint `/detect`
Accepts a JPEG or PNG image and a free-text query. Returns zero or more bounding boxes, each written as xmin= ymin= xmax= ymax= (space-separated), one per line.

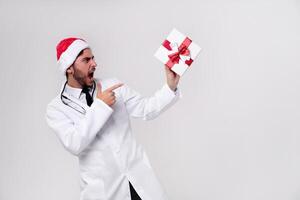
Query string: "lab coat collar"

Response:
xmin=59 ymin=79 xmax=99 ymax=99
xmin=65 ymin=84 xmax=82 ymax=99
xmin=59 ymin=81 xmax=89 ymax=115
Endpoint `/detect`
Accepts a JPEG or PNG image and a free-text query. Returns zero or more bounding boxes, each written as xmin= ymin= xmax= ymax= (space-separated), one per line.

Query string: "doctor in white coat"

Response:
xmin=46 ymin=37 xmax=181 ymax=200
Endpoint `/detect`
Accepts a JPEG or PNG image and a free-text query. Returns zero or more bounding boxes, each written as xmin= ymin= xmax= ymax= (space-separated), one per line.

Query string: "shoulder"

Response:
xmin=46 ymin=95 xmax=64 ymax=114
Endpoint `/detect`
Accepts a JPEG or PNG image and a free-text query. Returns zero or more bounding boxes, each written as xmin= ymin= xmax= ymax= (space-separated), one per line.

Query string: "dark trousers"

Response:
xmin=129 ymin=181 xmax=142 ymax=200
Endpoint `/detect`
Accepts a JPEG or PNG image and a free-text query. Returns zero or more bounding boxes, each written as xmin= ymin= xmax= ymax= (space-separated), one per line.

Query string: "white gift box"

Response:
xmin=154 ymin=28 xmax=201 ymax=76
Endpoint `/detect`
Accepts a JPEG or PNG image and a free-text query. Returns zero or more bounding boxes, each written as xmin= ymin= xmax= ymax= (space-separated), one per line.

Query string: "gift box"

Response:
xmin=154 ymin=28 xmax=201 ymax=76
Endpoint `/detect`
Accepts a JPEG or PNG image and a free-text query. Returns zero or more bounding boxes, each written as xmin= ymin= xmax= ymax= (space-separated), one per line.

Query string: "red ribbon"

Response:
xmin=162 ymin=37 xmax=194 ymax=68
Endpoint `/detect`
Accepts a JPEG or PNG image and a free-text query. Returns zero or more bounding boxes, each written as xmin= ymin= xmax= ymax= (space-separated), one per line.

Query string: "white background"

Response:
xmin=0 ymin=0 xmax=300 ymax=199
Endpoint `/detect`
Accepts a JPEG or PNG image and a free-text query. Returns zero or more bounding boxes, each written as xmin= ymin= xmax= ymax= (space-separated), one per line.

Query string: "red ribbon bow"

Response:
xmin=168 ymin=45 xmax=190 ymax=64
xmin=162 ymin=37 xmax=193 ymax=68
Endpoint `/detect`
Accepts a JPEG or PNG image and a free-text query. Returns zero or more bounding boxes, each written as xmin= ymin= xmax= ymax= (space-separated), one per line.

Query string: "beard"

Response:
xmin=72 ymin=66 xmax=94 ymax=88
xmin=73 ymin=67 xmax=87 ymax=87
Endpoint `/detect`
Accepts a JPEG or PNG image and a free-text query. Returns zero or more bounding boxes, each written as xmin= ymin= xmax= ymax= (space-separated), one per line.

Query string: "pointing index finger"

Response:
xmin=106 ymin=83 xmax=124 ymax=92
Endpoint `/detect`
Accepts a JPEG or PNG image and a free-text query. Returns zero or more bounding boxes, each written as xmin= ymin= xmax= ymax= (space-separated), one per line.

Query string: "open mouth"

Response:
xmin=88 ymin=72 xmax=94 ymax=79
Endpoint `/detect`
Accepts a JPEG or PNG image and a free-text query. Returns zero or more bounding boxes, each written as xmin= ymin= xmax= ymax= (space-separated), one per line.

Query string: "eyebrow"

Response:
xmin=81 ymin=56 xmax=94 ymax=61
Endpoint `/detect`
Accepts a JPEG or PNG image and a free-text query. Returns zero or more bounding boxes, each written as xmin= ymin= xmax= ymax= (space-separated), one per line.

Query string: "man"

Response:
xmin=46 ymin=37 xmax=181 ymax=200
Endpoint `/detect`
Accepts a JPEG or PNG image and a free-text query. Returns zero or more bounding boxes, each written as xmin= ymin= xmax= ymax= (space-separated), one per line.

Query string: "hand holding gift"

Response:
xmin=154 ymin=28 xmax=201 ymax=76
xmin=165 ymin=66 xmax=180 ymax=91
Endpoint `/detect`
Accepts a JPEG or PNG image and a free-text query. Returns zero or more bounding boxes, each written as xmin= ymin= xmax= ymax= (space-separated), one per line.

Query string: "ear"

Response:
xmin=66 ymin=65 xmax=74 ymax=75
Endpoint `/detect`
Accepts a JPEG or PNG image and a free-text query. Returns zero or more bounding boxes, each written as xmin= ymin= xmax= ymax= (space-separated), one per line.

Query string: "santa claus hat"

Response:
xmin=56 ymin=37 xmax=89 ymax=75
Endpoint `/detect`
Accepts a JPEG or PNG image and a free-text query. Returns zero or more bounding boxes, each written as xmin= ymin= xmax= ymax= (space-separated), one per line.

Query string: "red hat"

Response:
xmin=56 ymin=37 xmax=89 ymax=75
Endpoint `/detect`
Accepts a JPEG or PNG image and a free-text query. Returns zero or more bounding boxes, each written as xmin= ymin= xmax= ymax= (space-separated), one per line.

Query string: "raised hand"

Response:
xmin=96 ymin=82 xmax=124 ymax=106
xmin=165 ymin=65 xmax=180 ymax=91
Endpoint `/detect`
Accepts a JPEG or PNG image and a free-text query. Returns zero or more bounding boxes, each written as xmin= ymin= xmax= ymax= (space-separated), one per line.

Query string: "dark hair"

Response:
xmin=65 ymin=49 xmax=85 ymax=79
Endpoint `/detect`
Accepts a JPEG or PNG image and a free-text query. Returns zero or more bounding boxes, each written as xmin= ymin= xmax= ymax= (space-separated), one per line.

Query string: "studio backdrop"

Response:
xmin=0 ymin=0 xmax=300 ymax=199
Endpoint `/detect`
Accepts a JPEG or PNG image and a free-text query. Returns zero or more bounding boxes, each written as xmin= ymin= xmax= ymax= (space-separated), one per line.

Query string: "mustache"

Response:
xmin=88 ymin=68 xmax=96 ymax=74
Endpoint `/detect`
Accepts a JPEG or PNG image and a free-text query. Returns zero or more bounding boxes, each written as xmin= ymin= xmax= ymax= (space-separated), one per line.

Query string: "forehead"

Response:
xmin=79 ymin=48 xmax=93 ymax=57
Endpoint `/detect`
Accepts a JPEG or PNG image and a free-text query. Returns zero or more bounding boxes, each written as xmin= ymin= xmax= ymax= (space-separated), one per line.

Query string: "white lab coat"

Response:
xmin=46 ymin=77 xmax=181 ymax=200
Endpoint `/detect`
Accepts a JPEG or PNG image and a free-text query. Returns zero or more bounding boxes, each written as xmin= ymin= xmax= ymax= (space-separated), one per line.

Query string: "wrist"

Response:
xmin=167 ymin=83 xmax=177 ymax=91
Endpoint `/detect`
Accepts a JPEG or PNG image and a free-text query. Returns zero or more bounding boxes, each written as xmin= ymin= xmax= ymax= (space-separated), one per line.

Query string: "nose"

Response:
xmin=91 ymin=58 xmax=97 ymax=68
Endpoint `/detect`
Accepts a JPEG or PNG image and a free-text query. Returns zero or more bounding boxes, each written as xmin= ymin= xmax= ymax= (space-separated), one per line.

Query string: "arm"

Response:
xmin=46 ymin=81 xmax=123 ymax=156
xmin=121 ymin=82 xmax=181 ymax=120
xmin=122 ymin=66 xmax=181 ymax=120
xmin=46 ymin=98 xmax=113 ymax=156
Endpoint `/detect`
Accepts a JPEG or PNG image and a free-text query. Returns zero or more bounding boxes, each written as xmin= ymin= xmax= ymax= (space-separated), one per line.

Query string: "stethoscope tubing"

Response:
xmin=60 ymin=80 xmax=96 ymax=115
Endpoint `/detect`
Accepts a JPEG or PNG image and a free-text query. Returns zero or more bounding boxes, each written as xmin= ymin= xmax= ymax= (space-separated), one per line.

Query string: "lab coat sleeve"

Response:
xmin=46 ymin=98 xmax=113 ymax=156
xmin=121 ymin=82 xmax=181 ymax=120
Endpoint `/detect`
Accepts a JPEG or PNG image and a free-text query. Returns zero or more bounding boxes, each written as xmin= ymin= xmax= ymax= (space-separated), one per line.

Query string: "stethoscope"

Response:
xmin=60 ymin=80 xmax=96 ymax=115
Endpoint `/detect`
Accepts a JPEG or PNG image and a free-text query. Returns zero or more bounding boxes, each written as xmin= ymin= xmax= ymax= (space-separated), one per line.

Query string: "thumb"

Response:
xmin=165 ymin=65 xmax=172 ymax=73
xmin=97 ymin=82 xmax=102 ymax=93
